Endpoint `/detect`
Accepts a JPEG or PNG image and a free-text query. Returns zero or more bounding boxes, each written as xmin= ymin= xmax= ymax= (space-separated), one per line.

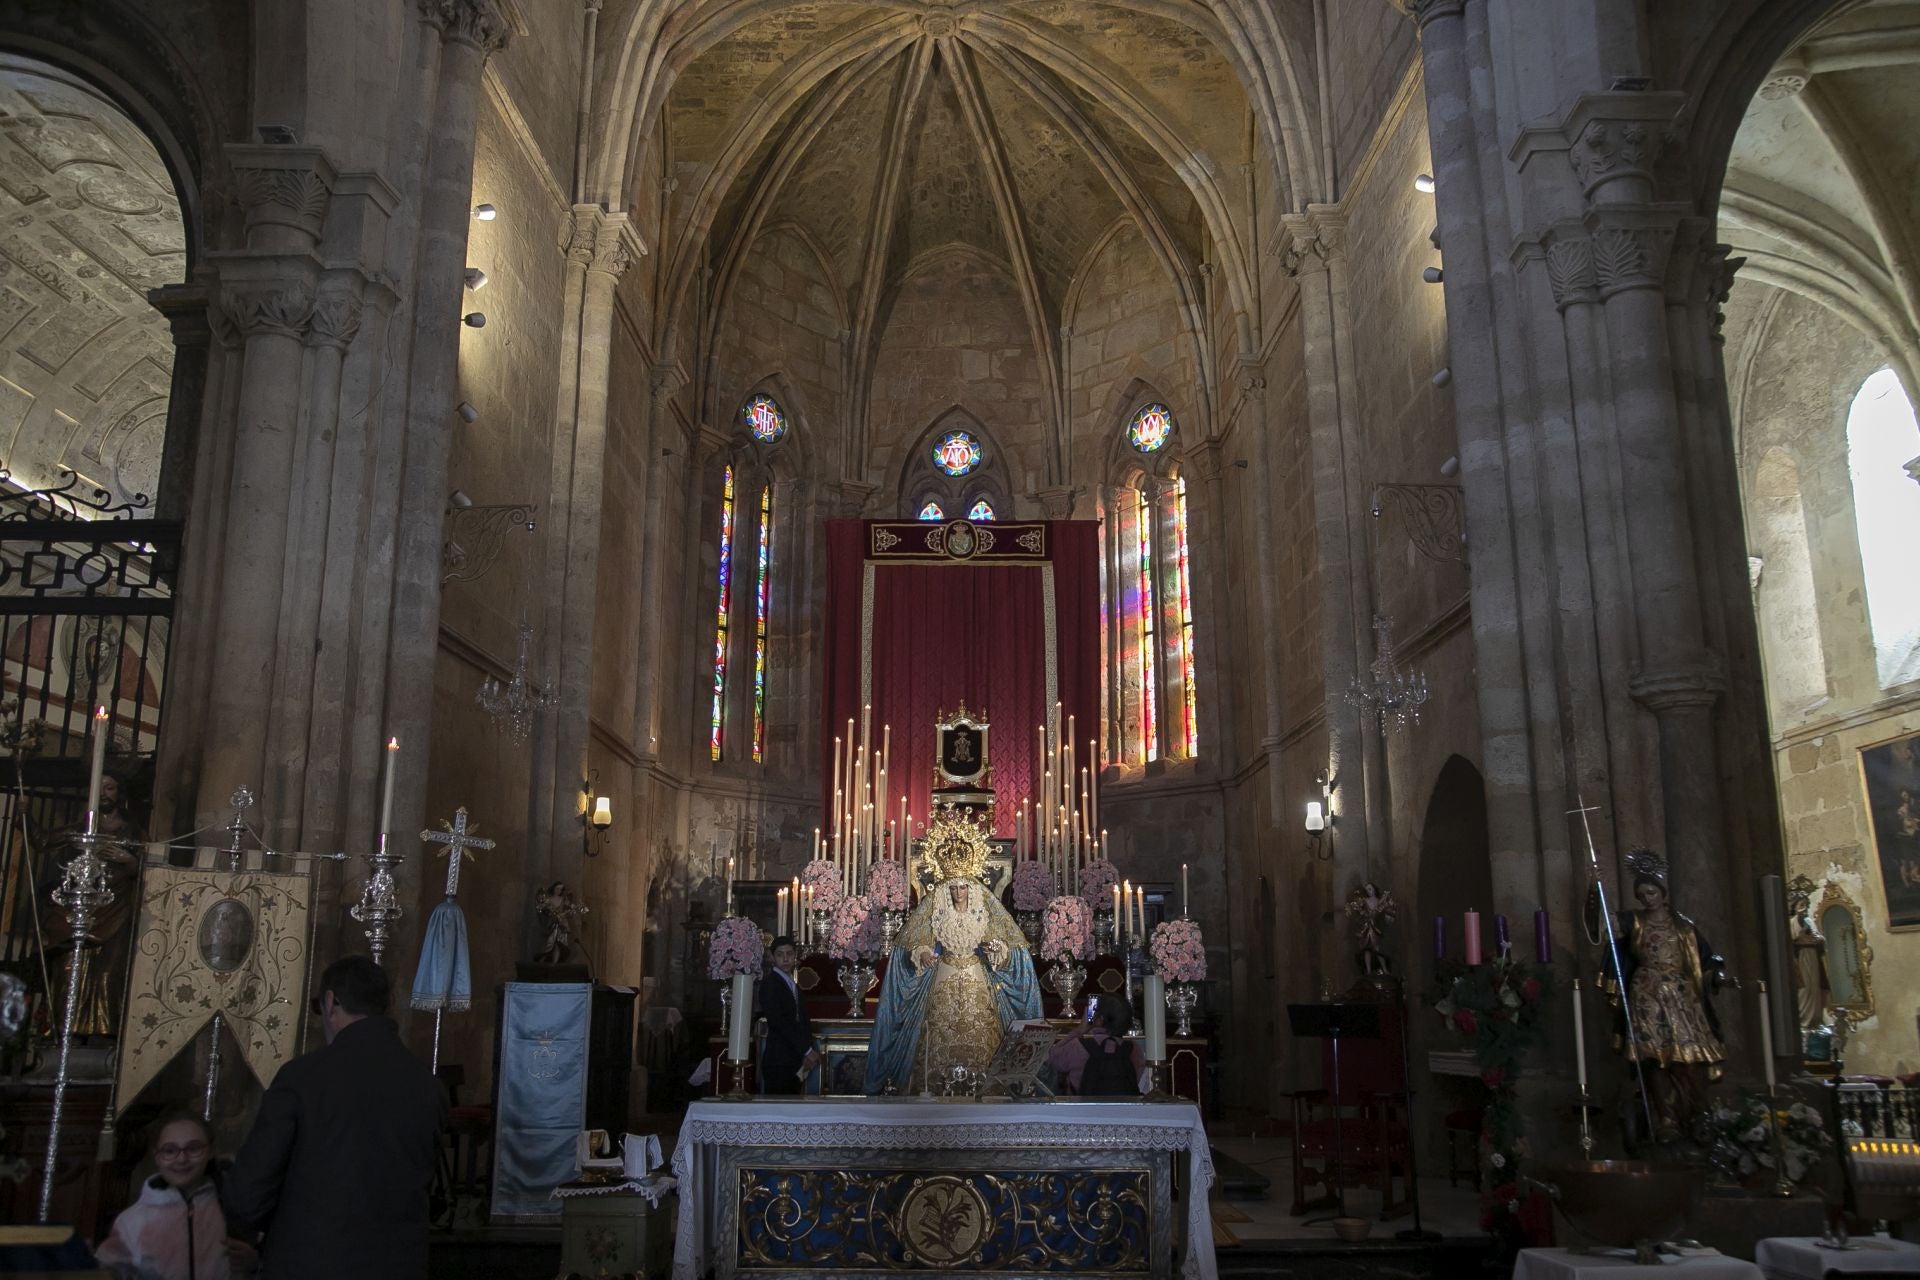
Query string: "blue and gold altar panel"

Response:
xmin=720 ymin=1145 xmax=1174 ymax=1279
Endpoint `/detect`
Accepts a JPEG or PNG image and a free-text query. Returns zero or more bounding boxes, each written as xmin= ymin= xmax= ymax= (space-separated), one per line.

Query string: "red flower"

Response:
xmin=1452 ymin=1008 xmax=1478 ymax=1035
xmin=1521 ymin=978 xmax=1542 ymax=1004
xmin=1481 ymin=1066 xmax=1506 ymax=1088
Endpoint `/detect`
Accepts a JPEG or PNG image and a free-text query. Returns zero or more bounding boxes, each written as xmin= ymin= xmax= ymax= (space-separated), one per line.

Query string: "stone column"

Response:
xmin=146 ymin=285 xmax=212 ymax=537
xmin=196 ymin=145 xmax=332 ymax=823
xmin=1235 ymin=360 xmax=1290 ymax=824
xmin=632 ymin=364 xmax=683 ymax=767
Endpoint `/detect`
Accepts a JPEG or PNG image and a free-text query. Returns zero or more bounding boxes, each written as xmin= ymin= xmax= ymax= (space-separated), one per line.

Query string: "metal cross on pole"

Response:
xmin=421 ymin=807 xmax=495 ymax=897
xmin=416 ymin=808 xmax=495 ymax=1073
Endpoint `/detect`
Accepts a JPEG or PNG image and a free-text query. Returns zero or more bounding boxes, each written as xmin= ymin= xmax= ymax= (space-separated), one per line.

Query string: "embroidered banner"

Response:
xmin=116 ymin=856 xmax=313 ymax=1107
xmin=868 ymin=519 xmax=1048 ymax=562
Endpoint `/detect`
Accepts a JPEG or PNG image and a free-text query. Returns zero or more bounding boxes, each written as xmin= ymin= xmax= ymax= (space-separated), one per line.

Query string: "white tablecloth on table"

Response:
xmin=1756 ymin=1237 xmax=1920 ymax=1279
xmin=1515 ymin=1248 xmax=1764 ymax=1280
xmin=669 ymin=1097 xmax=1216 ymax=1280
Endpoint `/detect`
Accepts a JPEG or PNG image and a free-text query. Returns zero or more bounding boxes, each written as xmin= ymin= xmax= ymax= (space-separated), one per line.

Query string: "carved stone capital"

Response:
xmin=648 ymin=362 xmax=685 ymax=401
xmin=226 ymin=145 xmax=335 ymax=244
xmin=1033 ymin=486 xmax=1075 ymax=520
xmin=1389 ymin=0 xmax=1468 ymax=24
xmin=1557 ymin=92 xmax=1684 ymax=200
xmin=309 ymin=291 xmax=364 ymax=350
xmin=423 ymin=0 xmax=511 ymax=53
xmin=1588 ymin=221 xmax=1676 ymax=298
xmin=220 ymin=281 xmax=316 ymax=342
xmin=591 ymin=227 xmax=634 ymax=279
xmin=1629 ymin=662 xmax=1725 ymax=713
xmin=1543 ymin=230 xmax=1598 ymax=311
xmin=1277 ymin=209 xmax=1346 ymax=278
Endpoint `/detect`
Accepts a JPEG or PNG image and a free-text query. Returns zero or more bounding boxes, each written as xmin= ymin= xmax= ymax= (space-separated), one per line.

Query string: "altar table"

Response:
xmin=670 ymin=1097 xmax=1216 ymax=1280
xmin=1513 ymin=1249 xmax=1763 ymax=1280
xmin=1755 ymin=1236 xmax=1920 ymax=1280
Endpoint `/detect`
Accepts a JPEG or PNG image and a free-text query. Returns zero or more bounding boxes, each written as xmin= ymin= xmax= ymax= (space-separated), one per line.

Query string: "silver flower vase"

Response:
xmin=1093 ymin=908 xmax=1116 ymax=957
xmin=1167 ymin=981 xmax=1199 ymax=1038
xmin=808 ymin=907 xmax=833 ymax=956
xmin=839 ymin=959 xmax=877 ymax=1017
xmin=1047 ymin=958 xmax=1088 ymax=1018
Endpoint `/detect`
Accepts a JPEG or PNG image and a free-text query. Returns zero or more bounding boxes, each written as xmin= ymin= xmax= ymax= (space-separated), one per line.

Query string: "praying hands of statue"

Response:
xmin=982 ymin=938 xmax=1009 ymax=969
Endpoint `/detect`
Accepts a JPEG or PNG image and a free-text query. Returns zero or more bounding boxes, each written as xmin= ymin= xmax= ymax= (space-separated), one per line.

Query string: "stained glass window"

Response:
xmin=1137 ymin=488 xmax=1158 ymax=763
xmin=752 ymin=484 xmax=772 ymax=763
xmin=931 ymin=431 xmax=982 ymax=476
xmin=742 ymin=393 xmax=787 ymax=443
xmin=710 ymin=465 xmax=735 ymax=762
xmin=1174 ymin=476 xmax=1197 ymax=757
xmin=1129 ymin=403 xmax=1174 ymax=453
xmin=918 ymin=500 xmax=944 ymax=521
xmin=967 ymin=498 xmax=995 ymax=521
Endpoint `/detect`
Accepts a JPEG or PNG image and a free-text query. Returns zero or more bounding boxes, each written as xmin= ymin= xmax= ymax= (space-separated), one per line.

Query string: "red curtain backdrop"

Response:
xmin=822 ymin=521 xmax=1100 ymax=840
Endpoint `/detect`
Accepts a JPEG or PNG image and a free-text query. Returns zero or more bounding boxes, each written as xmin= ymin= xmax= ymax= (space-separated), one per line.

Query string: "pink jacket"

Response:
xmin=95 ymin=1176 xmax=231 ymax=1280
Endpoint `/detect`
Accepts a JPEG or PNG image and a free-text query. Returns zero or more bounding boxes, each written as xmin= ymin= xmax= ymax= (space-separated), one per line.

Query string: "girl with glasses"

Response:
xmin=95 ymin=1111 xmax=256 ymax=1279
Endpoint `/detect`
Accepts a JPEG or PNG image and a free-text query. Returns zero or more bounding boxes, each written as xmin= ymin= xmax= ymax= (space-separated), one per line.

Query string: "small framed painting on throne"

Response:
xmin=937 ymin=711 xmax=989 ymax=786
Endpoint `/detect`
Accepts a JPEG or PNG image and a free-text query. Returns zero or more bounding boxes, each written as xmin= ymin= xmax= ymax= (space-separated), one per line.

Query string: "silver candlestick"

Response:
xmin=39 ymin=827 xmax=129 ymax=1222
xmin=350 ymin=832 xmax=405 ymax=967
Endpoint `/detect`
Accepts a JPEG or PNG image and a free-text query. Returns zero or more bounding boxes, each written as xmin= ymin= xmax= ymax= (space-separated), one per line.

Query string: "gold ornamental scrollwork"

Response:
xmin=899 ymin=1176 xmax=992 ymax=1266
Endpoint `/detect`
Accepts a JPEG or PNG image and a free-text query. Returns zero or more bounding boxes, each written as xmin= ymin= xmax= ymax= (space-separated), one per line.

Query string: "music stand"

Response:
xmin=1288 ymin=1002 xmax=1383 ymax=1223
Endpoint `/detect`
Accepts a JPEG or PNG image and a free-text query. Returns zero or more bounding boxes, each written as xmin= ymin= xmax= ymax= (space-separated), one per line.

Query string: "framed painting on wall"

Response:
xmin=1857 ymin=728 xmax=1920 ymax=929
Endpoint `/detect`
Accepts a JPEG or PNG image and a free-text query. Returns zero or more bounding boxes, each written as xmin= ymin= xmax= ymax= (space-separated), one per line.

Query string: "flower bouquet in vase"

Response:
xmin=1077 ymin=858 xmax=1120 ymax=955
xmin=1040 ymin=894 xmax=1093 ymax=1016
xmin=1010 ymin=860 xmax=1056 ymax=945
xmin=799 ymin=859 xmax=845 ymax=951
xmin=864 ymin=858 xmax=909 ymax=951
xmin=828 ymin=894 xmax=882 ymax=1017
xmin=1150 ymin=917 xmax=1207 ymax=1037
xmin=708 ymin=916 xmax=765 ymax=1036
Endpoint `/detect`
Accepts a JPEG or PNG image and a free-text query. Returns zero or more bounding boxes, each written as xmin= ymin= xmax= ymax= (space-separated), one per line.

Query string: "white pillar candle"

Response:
xmin=1181 ymin=863 xmax=1189 ymax=918
xmin=726 ymin=856 xmax=735 ymax=915
xmin=84 ymin=706 xmax=109 ymax=831
xmin=1144 ymin=974 xmax=1167 ymax=1060
xmin=1573 ymin=978 xmax=1588 ymax=1093
xmin=1114 ymin=883 xmax=1123 ymax=941
xmin=830 ymin=736 xmax=841 ymax=828
xmin=728 ymin=973 xmax=755 ymax=1064
xmin=1758 ymin=979 xmax=1777 ymax=1093
xmin=377 ymin=735 xmax=398 ymax=840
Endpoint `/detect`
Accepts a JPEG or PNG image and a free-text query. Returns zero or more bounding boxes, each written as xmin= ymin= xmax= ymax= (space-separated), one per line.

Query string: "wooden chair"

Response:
xmin=1286 ymin=988 xmax=1412 ymax=1220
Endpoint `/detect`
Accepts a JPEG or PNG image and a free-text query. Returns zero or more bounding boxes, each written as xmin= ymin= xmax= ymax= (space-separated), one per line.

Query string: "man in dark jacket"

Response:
xmin=756 ymin=936 xmax=817 ymax=1094
xmin=223 ymin=954 xmax=446 ymax=1279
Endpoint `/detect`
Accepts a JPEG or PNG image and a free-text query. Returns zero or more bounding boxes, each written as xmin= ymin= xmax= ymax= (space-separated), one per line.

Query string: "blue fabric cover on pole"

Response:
xmin=409 ymin=898 xmax=471 ymax=1012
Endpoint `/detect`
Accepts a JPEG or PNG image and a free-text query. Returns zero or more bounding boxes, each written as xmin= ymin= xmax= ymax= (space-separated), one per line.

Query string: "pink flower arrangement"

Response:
xmin=865 ymin=857 xmax=909 ymax=912
xmin=1041 ymin=895 xmax=1093 ymax=962
xmin=800 ymin=859 xmax=845 ymax=912
xmin=1076 ymin=858 xmax=1119 ymax=908
xmin=1150 ymin=918 xmax=1207 ymax=983
xmin=708 ymin=916 xmax=764 ymax=979
xmin=1011 ymin=859 xmax=1057 ymax=913
xmin=828 ymin=894 xmax=883 ymax=960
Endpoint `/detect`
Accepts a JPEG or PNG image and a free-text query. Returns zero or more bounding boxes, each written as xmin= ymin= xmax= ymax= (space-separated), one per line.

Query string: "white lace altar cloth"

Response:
xmin=669 ymin=1097 xmax=1216 ymax=1280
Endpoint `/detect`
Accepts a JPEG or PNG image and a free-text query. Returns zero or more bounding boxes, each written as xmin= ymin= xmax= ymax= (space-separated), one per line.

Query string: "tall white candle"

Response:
xmin=84 ymin=706 xmax=109 ymax=828
xmin=379 ymin=736 xmax=398 ymax=839
xmin=728 ymin=972 xmax=755 ymax=1064
xmin=1758 ymin=980 xmax=1777 ymax=1093
xmin=1573 ymin=978 xmax=1588 ymax=1093
xmin=1181 ymin=863 xmax=1189 ymax=917
xmin=1144 ymin=974 xmax=1167 ymax=1060
xmin=726 ymin=856 xmax=735 ymax=915
xmin=830 ymin=736 xmax=841 ymax=829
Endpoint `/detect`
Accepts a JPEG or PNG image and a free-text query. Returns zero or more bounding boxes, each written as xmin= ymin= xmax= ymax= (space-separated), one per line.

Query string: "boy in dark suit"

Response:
xmin=757 ymin=936 xmax=817 ymax=1094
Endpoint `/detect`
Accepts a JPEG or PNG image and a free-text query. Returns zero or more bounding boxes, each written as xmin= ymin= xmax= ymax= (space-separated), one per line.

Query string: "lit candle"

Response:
xmin=1573 ymin=978 xmax=1588 ymax=1093
xmin=379 ymin=736 xmax=398 ymax=840
xmin=84 ymin=706 xmax=109 ymax=830
xmin=726 ymin=856 xmax=735 ymax=916
xmin=1462 ymin=909 xmax=1481 ymax=966
xmin=1758 ymin=979 xmax=1777 ymax=1093
xmin=1534 ymin=909 xmax=1551 ymax=964
xmin=1114 ymin=883 xmax=1123 ymax=944
xmin=1136 ymin=886 xmax=1146 ymax=941
xmin=1181 ymin=863 xmax=1189 ymax=918
xmin=777 ymin=888 xmax=787 ymax=935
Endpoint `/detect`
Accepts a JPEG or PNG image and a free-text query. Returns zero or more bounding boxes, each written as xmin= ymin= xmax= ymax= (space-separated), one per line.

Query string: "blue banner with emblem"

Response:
xmin=491 ymin=982 xmax=590 ymax=1221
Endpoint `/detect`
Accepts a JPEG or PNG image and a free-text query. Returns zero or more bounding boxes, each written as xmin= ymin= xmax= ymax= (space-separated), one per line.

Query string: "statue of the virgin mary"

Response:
xmin=865 ymin=808 xmax=1042 ymax=1093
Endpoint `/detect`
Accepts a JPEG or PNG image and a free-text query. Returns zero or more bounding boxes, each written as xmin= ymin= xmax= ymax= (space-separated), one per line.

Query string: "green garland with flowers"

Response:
xmin=1428 ymin=954 xmax=1554 ymax=1242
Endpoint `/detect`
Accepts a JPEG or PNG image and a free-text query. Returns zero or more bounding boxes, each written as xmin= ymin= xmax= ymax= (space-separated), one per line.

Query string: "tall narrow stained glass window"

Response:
xmin=710 ymin=465 xmax=735 ymax=761
xmin=752 ymin=485 xmax=772 ymax=763
xmin=1136 ymin=488 xmax=1158 ymax=762
xmin=1174 ymin=476 xmax=1197 ymax=756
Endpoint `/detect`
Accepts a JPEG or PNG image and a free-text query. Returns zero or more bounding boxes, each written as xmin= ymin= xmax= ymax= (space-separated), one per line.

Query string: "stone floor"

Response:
xmin=1208 ymin=1135 xmax=1488 ymax=1244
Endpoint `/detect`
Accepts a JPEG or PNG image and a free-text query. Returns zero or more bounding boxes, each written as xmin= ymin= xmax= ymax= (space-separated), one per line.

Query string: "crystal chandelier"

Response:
xmin=476 ymin=621 xmax=555 ymax=742
xmin=1345 ymin=615 xmax=1429 ymax=733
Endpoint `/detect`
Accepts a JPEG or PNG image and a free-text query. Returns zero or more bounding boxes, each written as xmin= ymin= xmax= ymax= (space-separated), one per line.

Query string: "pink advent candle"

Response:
xmin=1462 ymin=909 xmax=1482 ymax=965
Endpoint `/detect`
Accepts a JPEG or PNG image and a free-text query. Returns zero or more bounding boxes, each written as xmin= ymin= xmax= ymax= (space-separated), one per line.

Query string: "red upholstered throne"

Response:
xmin=1286 ymin=986 xmax=1412 ymax=1220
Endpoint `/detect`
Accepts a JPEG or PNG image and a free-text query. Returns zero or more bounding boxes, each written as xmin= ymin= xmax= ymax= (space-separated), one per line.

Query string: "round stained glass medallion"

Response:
xmin=1128 ymin=403 xmax=1174 ymax=453
xmin=931 ymin=430 xmax=983 ymax=476
xmin=966 ymin=498 xmax=995 ymax=521
xmin=917 ymin=500 xmax=944 ymax=521
xmin=741 ymin=394 xmax=787 ymax=442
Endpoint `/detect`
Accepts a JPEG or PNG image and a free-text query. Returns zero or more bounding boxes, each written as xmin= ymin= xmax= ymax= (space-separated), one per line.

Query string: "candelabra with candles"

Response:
xmin=350 ymin=738 xmax=406 ymax=967
xmin=39 ymin=708 xmax=132 ymax=1223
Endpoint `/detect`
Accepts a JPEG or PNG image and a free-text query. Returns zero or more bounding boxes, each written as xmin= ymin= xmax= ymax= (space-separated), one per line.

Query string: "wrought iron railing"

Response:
xmin=1833 ymin=1079 xmax=1920 ymax=1140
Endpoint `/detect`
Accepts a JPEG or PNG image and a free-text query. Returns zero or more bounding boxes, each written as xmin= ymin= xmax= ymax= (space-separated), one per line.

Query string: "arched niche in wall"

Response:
xmin=896 ymin=406 xmax=1011 ymax=522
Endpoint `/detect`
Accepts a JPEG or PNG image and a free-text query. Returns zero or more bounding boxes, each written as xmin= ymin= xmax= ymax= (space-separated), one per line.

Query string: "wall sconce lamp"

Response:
xmin=474 ymin=203 xmax=498 ymax=221
xmin=464 ymin=267 xmax=488 ymax=291
xmin=1305 ymin=770 xmax=1334 ymax=861
xmin=582 ymin=776 xmax=612 ymax=856
xmin=461 ymin=312 xmax=487 ymax=328
xmin=1414 ymin=173 xmax=1436 ymax=194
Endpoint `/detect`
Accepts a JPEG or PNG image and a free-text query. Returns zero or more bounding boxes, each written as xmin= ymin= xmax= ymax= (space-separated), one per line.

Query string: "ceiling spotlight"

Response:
xmin=456 ymin=402 xmax=479 ymax=424
xmin=1431 ymin=366 xmax=1452 ymax=388
xmin=462 ymin=312 xmax=487 ymax=328
xmin=1422 ymin=266 xmax=1444 ymax=284
xmin=1414 ymin=173 xmax=1436 ymax=194
xmin=474 ymin=203 xmax=497 ymax=221
xmin=449 ymin=490 xmax=474 ymax=509
xmin=464 ymin=267 xmax=488 ymax=291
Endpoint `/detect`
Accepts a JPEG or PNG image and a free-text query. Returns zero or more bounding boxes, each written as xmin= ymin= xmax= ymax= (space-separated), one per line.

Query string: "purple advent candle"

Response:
xmin=1433 ymin=914 xmax=1446 ymax=961
xmin=1534 ymin=909 xmax=1551 ymax=963
xmin=1494 ymin=914 xmax=1510 ymax=957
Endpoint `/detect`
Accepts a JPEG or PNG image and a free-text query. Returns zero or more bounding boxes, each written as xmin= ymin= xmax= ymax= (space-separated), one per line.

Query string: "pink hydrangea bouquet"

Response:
xmin=800 ymin=858 xmax=846 ymax=913
xmin=1011 ymin=859 xmax=1057 ymax=913
xmin=828 ymin=894 xmax=883 ymax=960
xmin=1076 ymin=858 xmax=1120 ymax=909
xmin=1150 ymin=918 xmax=1207 ymax=982
xmin=708 ymin=916 xmax=764 ymax=979
xmin=865 ymin=857 xmax=909 ymax=912
xmin=1041 ymin=894 xmax=1093 ymax=962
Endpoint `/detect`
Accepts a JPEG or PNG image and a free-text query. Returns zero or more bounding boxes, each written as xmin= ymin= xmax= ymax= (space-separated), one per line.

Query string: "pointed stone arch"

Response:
xmin=895 ymin=405 xmax=1014 ymax=521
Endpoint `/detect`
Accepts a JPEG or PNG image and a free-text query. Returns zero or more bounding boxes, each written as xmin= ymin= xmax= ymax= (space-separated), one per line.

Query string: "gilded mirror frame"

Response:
xmin=1815 ymin=881 xmax=1874 ymax=1020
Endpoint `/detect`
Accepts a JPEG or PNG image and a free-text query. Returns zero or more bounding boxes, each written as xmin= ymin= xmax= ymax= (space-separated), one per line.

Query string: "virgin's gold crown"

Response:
xmin=920 ymin=805 xmax=991 ymax=884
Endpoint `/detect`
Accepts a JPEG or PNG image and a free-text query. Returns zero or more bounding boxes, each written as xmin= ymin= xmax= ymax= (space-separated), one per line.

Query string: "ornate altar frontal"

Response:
xmin=672 ymin=1098 xmax=1216 ymax=1280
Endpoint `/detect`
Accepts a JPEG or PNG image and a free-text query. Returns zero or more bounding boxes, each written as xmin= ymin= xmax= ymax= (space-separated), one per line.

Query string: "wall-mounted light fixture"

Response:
xmin=1414 ymin=173 xmax=1436 ymax=194
xmin=456 ymin=402 xmax=479 ymax=424
xmin=582 ymin=775 xmax=613 ymax=856
xmin=474 ymin=203 xmax=498 ymax=221
xmin=1305 ymin=770 xmax=1334 ymax=861
xmin=462 ymin=312 xmax=487 ymax=328
xmin=1422 ymin=266 xmax=1444 ymax=284
xmin=464 ymin=267 xmax=489 ymax=291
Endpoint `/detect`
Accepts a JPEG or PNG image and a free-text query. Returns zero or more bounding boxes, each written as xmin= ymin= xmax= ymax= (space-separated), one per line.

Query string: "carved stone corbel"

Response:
xmin=225 ymin=144 xmax=336 ymax=245
xmin=219 ymin=281 xmax=316 ymax=343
